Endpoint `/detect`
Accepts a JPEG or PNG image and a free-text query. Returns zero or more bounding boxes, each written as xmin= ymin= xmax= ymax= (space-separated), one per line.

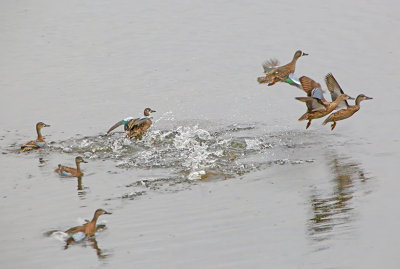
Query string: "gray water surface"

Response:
xmin=1 ymin=0 xmax=399 ymax=268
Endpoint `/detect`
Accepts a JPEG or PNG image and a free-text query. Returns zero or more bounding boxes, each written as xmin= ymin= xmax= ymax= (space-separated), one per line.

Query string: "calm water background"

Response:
xmin=1 ymin=0 xmax=399 ymax=268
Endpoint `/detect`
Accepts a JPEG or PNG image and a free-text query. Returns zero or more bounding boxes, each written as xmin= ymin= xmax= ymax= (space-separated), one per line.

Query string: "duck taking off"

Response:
xmin=20 ymin=122 xmax=50 ymax=152
xmin=65 ymin=209 xmax=112 ymax=239
xmin=295 ymin=73 xmax=354 ymax=129
xmin=323 ymin=94 xmax=373 ymax=130
xmin=106 ymin=108 xmax=156 ymax=138
xmin=257 ymin=50 xmax=308 ymax=87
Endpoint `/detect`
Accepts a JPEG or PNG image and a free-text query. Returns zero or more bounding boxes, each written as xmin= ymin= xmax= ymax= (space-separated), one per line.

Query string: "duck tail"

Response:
xmin=298 ymin=112 xmax=309 ymax=121
xmin=257 ymin=76 xmax=271 ymax=84
xmin=322 ymin=115 xmax=332 ymax=125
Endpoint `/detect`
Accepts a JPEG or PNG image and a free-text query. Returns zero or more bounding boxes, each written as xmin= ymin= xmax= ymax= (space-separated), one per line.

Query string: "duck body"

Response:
xmin=323 ymin=94 xmax=373 ymax=130
xmin=20 ymin=122 xmax=50 ymax=152
xmin=257 ymin=50 xmax=308 ymax=87
xmin=65 ymin=209 xmax=111 ymax=238
xmin=126 ymin=116 xmax=153 ymax=139
xmin=107 ymin=108 xmax=156 ymax=138
xmin=55 ymin=156 xmax=87 ymax=177
xmin=295 ymin=73 xmax=353 ymax=129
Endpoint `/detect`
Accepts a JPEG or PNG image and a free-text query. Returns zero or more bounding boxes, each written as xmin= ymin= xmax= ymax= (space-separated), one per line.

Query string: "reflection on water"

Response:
xmin=64 ymin=224 xmax=110 ymax=259
xmin=46 ymin=224 xmax=110 ymax=260
xmin=76 ymin=176 xmax=88 ymax=199
xmin=65 ymin=236 xmax=109 ymax=260
xmin=308 ymin=153 xmax=370 ymax=246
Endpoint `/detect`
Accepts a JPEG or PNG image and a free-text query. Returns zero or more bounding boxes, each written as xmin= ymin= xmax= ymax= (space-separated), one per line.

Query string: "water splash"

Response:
xmin=50 ymin=124 xmax=318 ymax=181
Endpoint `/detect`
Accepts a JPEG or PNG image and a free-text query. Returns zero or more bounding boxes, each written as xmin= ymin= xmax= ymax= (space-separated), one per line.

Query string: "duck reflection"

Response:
xmin=65 ymin=235 xmax=109 ymax=259
xmin=76 ymin=176 xmax=88 ymax=198
xmin=308 ymin=154 xmax=369 ymax=242
xmin=64 ymin=222 xmax=110 ymax=259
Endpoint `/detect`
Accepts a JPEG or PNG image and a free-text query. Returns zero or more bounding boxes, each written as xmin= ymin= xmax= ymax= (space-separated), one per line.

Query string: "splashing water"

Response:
xmin=49 ymin=122 xmax=317 ymax=181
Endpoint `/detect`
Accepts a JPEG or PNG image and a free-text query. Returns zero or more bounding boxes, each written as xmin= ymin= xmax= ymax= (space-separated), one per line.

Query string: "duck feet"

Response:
xmin=267 ymin=77 xmax=279 ymax=86
xmin=331 ymin=120 xmax=336 ymax=131
xmin=306 ymin=120 xmax=312 ymax=129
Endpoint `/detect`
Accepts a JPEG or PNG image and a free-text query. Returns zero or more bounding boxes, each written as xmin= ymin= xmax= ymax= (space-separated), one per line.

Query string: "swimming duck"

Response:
xmin=55 ymin=156 xmax=87 ymax=177
xmin=107 ymin=108 xmax=156 ymax=138
xmin=296 ymin=73 xmax=354 ymax=129
xmin=257 ymin=50 xmax=308 ymax=87
xmin=20 ymin=122 xmax=50 ymax=152
xmin=65 ymin=209 xmax=111 ymax=238
xmin=323 ymin=94 xmax=373 ymax=130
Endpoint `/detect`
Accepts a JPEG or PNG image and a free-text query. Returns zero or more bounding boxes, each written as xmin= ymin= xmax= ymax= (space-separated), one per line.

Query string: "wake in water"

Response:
xmin=48 ymin=112 xmax=317 ymax=182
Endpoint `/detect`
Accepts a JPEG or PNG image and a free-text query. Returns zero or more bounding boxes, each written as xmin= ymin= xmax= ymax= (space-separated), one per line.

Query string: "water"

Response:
xmin=1 ymin=0 xmax=399 ymax=268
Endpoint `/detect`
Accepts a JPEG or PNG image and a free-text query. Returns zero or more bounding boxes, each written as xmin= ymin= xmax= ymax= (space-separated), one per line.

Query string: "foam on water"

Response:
xmin=48 ymin=121 xmax=320 ymax=183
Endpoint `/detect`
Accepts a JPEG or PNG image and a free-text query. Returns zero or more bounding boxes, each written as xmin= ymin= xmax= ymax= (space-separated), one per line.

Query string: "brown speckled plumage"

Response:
xmin=323 ymin=94 xmax=373 ymax=130
xmin=296 ymin=74 xmax=353 ymax=129
xmin=257 ymin=50 xmax=308 ymax=86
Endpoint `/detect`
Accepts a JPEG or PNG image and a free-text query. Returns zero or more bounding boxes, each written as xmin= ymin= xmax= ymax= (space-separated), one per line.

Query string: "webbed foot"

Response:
xmin=331 ymin=120 xmax=336 ymax=131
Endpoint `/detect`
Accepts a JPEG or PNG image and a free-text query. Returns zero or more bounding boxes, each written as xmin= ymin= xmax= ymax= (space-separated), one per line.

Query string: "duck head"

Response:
xmin=94 ymin=208 xmax=112 ymax=218
xmin=355 ymin=94 xmax=373 ymax=105
xmin=75 ymin=156 xmax=88 ymax=164
xmin=293 ymin=50 xmax=308 ymax=60
xmin=36 ymin=122 xmax=50 ymax=129
xmin=144 ymin=108 xmax=156 ymax=117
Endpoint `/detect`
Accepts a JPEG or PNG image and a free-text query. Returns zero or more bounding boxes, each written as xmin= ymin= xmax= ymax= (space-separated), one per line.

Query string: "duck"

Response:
xmin=55 ymin=156 xmax=87 ymax=177
xmin=257 ymin=50 xmax=308 ymax=87
xmin=65 ymin=209 xmax=111 ymax=238
xmin=323 ymin=94 xmax=373 ymax=130
xmin=107 ymin=108 xmax=156 ymax=138
xmin=20 ymin=122 xmax=51 ymax=152
xmin=295 ymin=73 xmax=354 ymax=129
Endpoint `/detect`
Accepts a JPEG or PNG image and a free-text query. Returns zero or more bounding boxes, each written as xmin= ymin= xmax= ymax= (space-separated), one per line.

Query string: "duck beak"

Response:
xmin=151 ymin=110 xmax=156 ymax=113
xmin=348 ymin=96 xmax=355 ymax=100
xmin=82 ymin=159 xmax=88 ymax=163
xmin=44 ymin=124 xmax=51 ymax=127
xmin=302 ymin=52 xmax=309 ymax=56
xmin=104 ymin=211 xmax=112 ymax=215
xmin=365 ymin=96 xmax=373 ymax=100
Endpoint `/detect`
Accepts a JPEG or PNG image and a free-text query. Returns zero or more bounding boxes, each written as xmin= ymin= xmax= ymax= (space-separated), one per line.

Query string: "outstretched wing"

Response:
xmin=107 ymin=120 xmax=124 ymax=134
xmin=262 ymin=59 xmax=280 ymax=72
xmin=325 ymin=73 xmax=349 ymax=109
xmin=296 ymin=97 xmax=327 ymax=112
xmin=299 ymin=76 xmax=323 ymax=97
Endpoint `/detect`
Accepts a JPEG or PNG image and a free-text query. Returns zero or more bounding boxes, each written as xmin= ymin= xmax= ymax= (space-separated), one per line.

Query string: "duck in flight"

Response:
xmin=295 ymin=73 xmax=354 ymax=129
xmin=323 ymin=94 xmax=372 ymax=130
xmin=257 ymin=50 xmax=308 ymax=87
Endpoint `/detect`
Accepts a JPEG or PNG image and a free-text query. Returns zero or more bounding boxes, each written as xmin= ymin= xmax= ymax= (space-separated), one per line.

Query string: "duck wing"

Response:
xmin=325 ymin=73 xmax=350 ymax=110
xmin=128 ymin=118 xmax=151 ymax=130
xmin=262 ymin=59 xmax=280 ymax=72
xmin=106 ymin=120 xmax=124 ymax=134
xmin=55 ymin=165 xmax=76 ymax=176
xmin=296 ymin=97 xmax=327 ymax=112
xmin=299 ymin=76 xmax=324 ymax=97
xmin=20 ymin=140 xmax=40 ymax=151
xmin=65 ymin=224 xmax=86 ymax=235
